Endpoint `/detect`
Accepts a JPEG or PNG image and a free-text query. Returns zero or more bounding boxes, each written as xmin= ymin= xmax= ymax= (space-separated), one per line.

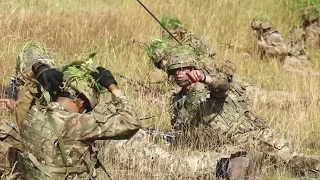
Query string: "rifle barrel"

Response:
xmin=136 ymin=0 xmax=182 ymax=45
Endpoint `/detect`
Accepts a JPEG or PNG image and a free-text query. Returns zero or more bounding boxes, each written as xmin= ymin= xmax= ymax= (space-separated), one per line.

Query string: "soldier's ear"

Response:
xmin=79 ymin=100 xmax=85 ymax=108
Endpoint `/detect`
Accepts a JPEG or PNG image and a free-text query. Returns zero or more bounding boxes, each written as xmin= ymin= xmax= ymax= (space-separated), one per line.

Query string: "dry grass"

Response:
xmin=0 ymin=0 xmax=320 ymax=179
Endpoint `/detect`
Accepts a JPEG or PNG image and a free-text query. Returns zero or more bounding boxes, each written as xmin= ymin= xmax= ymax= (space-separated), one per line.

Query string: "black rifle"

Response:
xmin=143 ymin=127 xmax=182 ymax=145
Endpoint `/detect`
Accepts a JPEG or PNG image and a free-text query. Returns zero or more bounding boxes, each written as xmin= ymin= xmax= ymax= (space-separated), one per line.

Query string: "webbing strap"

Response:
xmin=28 ymin=153 xmax=52 ymax=178
xmin=45 ymin=111 xmax=68 ymax=168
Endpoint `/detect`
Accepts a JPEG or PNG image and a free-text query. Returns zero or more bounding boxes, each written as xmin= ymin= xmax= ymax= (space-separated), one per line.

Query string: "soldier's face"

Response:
xmin=174 ymin=68 xmax=192 ymax=87
xmin=171 ymin=30 xmax=186 ymax=40
xmin=172 ymin=32 xmax=181 ymax=40
xmin=252 ymin=28 xmax=261 ymax=38
xmin=161 ymin=59 xmax=167 ymax=68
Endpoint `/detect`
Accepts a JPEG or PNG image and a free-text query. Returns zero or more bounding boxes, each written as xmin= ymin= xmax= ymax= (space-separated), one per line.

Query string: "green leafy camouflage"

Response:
xmin=253 ymin=13 xmax=270 ymax=21
xmin=60 ymin=53 xmax=106 ymax=94
xmin=16 ymin=40 xmax=51 ymax=76
xmin=146 ymin=37 xmax=170 ymax=57
xmin=308 ymin=5 xmax=320 ymax=20
xmin=161 ymin=16 xmax=184 ymax=30
xmin=147 ymin=37 xmax=199 ymax=60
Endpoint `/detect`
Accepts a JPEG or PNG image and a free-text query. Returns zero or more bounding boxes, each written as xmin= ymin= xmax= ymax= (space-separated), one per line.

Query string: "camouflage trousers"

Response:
xmin=282 ymin=56 xmax=319 ymax=77
xmin=305 ymin=26 xmax=320 ymax=46
xmin=0 ymin=118 xmax=23 ymax=180
xmin=0 ymin=141 xmax=11 ymax=177
xmin=98 ymin=129 xmax=263 ymax=179
xmin=233 ymin=77 xmax=310 ymax=107
xmin=207 ymin=107 xmax=320 ymax=176
xmin=0 ymin=142 xmax=23 ymax=180
xmin=236 ymin=127 xmax=320 ymax=175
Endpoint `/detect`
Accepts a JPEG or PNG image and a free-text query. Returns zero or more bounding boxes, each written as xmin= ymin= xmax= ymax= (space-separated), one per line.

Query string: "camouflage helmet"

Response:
xmin=61 ymin=59 xmax=104 ymax=109
xmin=302 ymin=6 xmax=320 ymax=22
xmin=167 ymin=50 xmax=199 ymax=74
xmin=161 ymin=16 xmax=187 ymax=37
xmin=15 ymin=41 xmax=55 ymax=85
xmin=146 ymin=38 xmax=169 ymax=68
xmin=251 ymin=17 xmax=272 ymax=30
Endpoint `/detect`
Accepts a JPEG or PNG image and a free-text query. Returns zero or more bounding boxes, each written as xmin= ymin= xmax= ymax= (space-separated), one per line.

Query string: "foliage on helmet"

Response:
xmin=307 ymin=5 xmax=320 ymax=20
xmin=16 ymin=40 xmax=53 ymax=76
xmin=166 ymin=48 xmax=199 ymax=73
xmin=311 ymin=0 xmax=320 ymax=7
xmin=146 ymin=37 xmax=170 ymax=58
xmin=60 ymin=53 xmax=106 ymax=108
xmin=161 ymin=16 xmax=184 ymax=30
xmin=61 ymin=53 xmax=106 ymax=94
xmin=251 ymin=14 xmax=272 ymax=29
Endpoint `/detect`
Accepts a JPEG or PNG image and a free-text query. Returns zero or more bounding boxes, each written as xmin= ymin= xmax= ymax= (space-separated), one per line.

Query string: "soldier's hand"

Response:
xmin=91 ymin=67 xmax=117 ymax=89
xmin=187 ymin=70 xmax=205 ymax=83
xmin=0 ymin=99 xmax=15 ymax=111
xmin=33 ymin=64 xmax=63 ymax=93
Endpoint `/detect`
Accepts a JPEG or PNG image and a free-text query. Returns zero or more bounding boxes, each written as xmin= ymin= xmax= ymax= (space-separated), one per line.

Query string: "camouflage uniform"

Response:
xmin=251 ymin=18 xmax=316 ymax=76
xmin=19 ymin=63 xmax=142 ymax=180
xmin=168 ymin=53 xmax=320 ymax=176
xmin=251 ymin=18 xmax=288 ymax=59
xmin=302 ymin=7 xmax=320 ymax=46
xmin=245 ymin=83 xmax=310 ymax=107
xmin=0 ymin=117 xmax=21 ymax=179
xmin=282 ymin=26 xmax=320 ymax=76
xmin=0 ymin=42 xmax=55 ymax=179
xmin=147 ymin=16 xmax=215 ymax=70
xmin=14 ymin=42 xmax=56 ymax=129
xmin=102 ymin=129 xmax=262 ymax=179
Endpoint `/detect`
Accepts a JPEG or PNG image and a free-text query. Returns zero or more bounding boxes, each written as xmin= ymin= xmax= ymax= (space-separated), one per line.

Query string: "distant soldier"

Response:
xmin=19 ymin=62 xmax=142 ymax=179
xmin=302 ymin=6 xmax=320 ymax=46
xmin=251 ymin=17 xmax=316 ymax=76
xmin=167 ymin=51 xmax=320 ymax=177
xmin=251 ymin=17 xmax=288 ymax=59
xmin=284 ymin=27 xmax=319 ymax=75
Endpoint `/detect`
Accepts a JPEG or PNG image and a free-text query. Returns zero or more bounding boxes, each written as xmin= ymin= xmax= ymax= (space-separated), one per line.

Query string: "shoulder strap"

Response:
xmin=262 ymin=30 xmax=280 ymax=38
xmin=46 ymin=110 xmax=68 ymax=168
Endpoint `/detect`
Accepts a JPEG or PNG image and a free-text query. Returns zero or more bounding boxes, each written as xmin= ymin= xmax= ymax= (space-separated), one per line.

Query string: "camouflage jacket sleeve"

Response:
xmin=62 ymin=90 xmax=142 ymax=141
xmin=206 ymin=72 xmax=232 ymax=98
xmin=259 ymin=32 xmax=288 ymax=56
xmin=14 ymin=79 xmax=39 ymax=130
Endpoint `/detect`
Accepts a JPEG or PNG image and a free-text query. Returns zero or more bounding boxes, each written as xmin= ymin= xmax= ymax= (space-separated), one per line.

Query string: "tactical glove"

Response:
xmin=32 ymin=63 xmax=63 ymax=93
xmin=90 ymin=66 xmax=117 ymax=88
